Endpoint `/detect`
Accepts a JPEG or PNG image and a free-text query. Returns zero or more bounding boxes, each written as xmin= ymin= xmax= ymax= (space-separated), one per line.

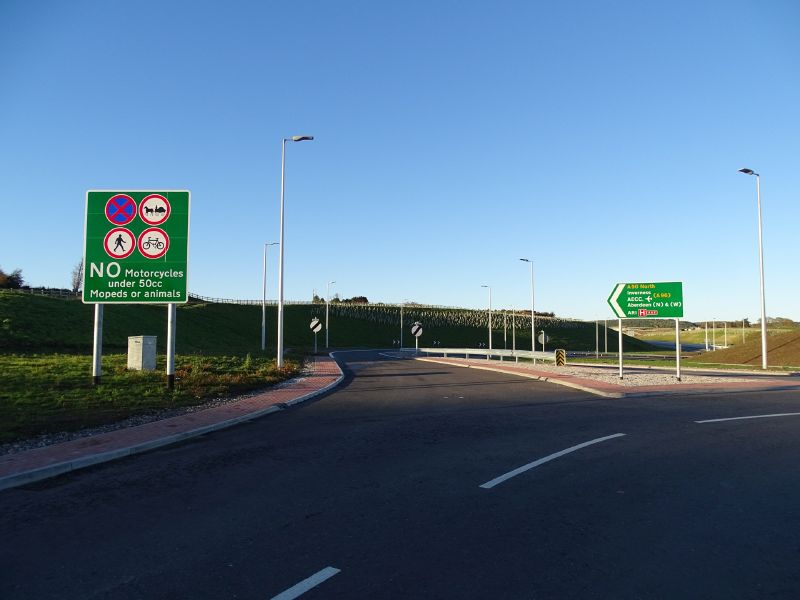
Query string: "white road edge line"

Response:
xmin=695 ymin=412 xmax=800 ymax=424
xmin=270 ymin=567 xmax=341 ymax=600
xmin=479 ymin=433 xmax=627 ymax=489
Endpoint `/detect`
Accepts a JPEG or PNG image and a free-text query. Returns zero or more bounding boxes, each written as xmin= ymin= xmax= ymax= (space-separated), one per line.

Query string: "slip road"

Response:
xmin=2 ymin=350 xmax=800 ymax=598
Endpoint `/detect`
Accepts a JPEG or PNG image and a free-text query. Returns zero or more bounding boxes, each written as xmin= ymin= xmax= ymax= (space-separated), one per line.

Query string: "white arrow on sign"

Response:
xmin=608 ymin=283 xmax=626 ymax=318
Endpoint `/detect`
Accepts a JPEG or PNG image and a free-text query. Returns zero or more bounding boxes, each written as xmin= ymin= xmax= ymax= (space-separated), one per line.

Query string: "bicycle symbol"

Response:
xmin=142 ymin=236 xmax=165 ymax=250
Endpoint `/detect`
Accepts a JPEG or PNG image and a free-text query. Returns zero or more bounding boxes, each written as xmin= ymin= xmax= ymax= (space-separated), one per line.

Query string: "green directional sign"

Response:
xmin=607 ymin=281 xmax=684 ymax=319
xmin=83 ymin=190 xmax=190 ymax=304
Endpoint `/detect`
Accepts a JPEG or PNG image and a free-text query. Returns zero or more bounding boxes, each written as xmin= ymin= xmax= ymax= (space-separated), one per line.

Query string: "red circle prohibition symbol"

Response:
xmin=138 ymin=194 xmax=171 ymax=225
xmin=105 ymin=194 xmax=137 ymax=226
xmin=138 ymin=227 xmax=170 ymax=259
xmin=103 ymin=227 xmax=136 ymax=259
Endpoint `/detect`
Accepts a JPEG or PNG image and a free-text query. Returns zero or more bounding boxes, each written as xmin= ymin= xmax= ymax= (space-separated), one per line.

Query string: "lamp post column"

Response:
xmin=739 ymin=168 xmax=768 ymax=369
xmin=276 ymin=135 xmax=313 ymax=368
xmin=755 ymin=174 xmax=768 ymax=369
xmin=326 ymin=280 xmax=335 ymax=349
xmin=276 ymin=139 xmax=287 ymax=367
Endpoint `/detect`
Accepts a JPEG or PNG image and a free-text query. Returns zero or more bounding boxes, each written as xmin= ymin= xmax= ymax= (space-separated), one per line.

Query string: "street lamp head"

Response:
xmin=738 ymin=167 xmax=758 ymax=176
xmin=481 ymin=285 xmax=489 ymax=288
xmin=291 ymin=135 xmax=314 ymax=142
xmin=519 ymin=258 xmax=531 ymax=263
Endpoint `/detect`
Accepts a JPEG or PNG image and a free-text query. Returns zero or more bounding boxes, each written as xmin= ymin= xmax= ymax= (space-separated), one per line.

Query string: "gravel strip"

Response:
xmin=507 ymin=362 xmax=761 ymax=387
xmin=0 ymin=363 xmax=313 ymax=457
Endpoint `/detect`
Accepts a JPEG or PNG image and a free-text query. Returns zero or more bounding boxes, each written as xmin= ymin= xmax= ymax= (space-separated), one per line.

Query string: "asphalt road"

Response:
xmin=3 ymin=350 xmax=800 ymax=599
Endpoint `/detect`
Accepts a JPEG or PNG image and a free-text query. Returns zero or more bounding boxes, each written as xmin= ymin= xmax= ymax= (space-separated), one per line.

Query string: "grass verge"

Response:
xmin=0 ymin=353 xmax=299 ymax=444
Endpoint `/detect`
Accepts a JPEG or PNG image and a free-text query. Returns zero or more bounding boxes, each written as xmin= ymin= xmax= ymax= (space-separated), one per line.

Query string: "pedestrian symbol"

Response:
xmin=105 ymin=194 xmax=137 ymax=226
xmin=103 ymin=227 xmax=135 ymax=259
xmin=138 ymin=227 xmax=170 ymax=259
xmin=139 ymin=194 xmax=171 ymax=226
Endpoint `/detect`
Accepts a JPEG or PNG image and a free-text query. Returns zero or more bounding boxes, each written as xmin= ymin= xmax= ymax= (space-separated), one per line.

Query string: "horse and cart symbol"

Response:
xmin=139 ymin=194 xmax=171 ymax=225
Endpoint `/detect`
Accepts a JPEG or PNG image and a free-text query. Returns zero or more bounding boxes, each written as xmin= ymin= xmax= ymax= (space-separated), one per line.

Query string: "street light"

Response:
xmin=738 ymin=167 xmax=768 ymax=369
xmin=519 ymin=258 xmax=536 ymax=364
xmin=261 ymin=241 xmax=279 ymax=351
xmin=326 ymin=280 xmax=335 ymax=349
xmin=481 ymin=285 xmax=492 ymax=357
xmin=276 ymin=134 xmax=314 ymax=368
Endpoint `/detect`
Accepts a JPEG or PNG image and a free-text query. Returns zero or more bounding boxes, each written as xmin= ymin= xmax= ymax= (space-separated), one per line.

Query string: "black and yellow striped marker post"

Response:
xmin=555 ymin=349 xmax=566 ymax=366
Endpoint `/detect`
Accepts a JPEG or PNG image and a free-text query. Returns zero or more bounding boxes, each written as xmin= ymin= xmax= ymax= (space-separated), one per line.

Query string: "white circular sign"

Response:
xmin=537 ymin=332 xmax=549 ymax=344
xmin=139 ymin=194 xmax=171 ymax=225
xmin=138 ymin=227 xmax=170 ymax=259
xmin=104 ymin=227 xmax=135 ymax=259
xmin=411 ymin=322 xmax=423 ymax=338
xmin=310 ymin=318 xmax=322 ymax=333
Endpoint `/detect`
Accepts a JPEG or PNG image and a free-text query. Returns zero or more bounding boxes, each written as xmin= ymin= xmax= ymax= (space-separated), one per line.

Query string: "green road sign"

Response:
xmin=83 ymin=190 xmax=190 ymax=304
xmin=607 ymin=281 xmax=684 ymax=319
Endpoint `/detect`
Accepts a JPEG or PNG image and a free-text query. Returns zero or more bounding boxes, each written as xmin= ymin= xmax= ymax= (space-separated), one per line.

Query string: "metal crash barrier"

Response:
xmin=417 ymin=348 xmax=556 ymax=363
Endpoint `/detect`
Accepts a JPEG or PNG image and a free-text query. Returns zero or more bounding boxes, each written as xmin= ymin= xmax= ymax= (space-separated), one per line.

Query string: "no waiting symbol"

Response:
xmin=105 ymin=194 xmax=137 ymax=226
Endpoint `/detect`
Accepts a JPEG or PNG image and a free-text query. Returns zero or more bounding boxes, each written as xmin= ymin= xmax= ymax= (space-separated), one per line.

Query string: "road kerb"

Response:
xmin=0 ymin=356 xmax=344 ymax=492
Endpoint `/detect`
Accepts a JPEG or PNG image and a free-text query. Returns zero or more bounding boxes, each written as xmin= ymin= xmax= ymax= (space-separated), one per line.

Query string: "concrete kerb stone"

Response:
xmin=0 ymin=356 xmax=345 ymax=492
xmin=415 ymin=356 xmax=800 ymax=399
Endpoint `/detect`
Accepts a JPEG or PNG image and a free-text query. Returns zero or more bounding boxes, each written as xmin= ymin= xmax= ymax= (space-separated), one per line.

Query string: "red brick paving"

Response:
xmin=0 ymin=355 xmax=343 ymax=490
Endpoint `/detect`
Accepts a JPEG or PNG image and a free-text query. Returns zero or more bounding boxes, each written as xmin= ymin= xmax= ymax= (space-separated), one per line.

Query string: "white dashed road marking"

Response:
xmin=270 ymin=567 xmax=341 ymax=600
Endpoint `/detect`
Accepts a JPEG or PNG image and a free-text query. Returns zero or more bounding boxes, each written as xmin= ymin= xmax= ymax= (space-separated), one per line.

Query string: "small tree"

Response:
xmin=71 ymin=258 xmax=84 ymax=293
xmin=0 ymin=267 xmax=24 ymax=289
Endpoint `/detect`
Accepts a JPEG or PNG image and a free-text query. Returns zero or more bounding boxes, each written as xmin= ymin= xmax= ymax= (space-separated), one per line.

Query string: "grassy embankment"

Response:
xmin=574 ymin=327 xmax=800 ymax=371
xmin=0 ymin=291 xmax=652 ymax=443
xmin=636 ymin=326 xmax=796 ymax=347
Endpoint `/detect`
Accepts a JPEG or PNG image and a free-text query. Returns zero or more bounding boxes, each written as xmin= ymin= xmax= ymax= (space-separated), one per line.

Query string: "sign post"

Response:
xmin=83 ymin=190 xmax=190 ymax=386
xmin=675 ymin=318 xmax=681 ymax=381
xmin=618 ymin=319 xmax=623 ymax=379
xmin=411 ymin=322 xmax=423 ymax=353
xmin=537 ymin=331 xmax=549 ymax=353
xmin=310 ymin=317 xmax=322 ymax=354
xmin=608 ymin=281 xmax=684 ymax=381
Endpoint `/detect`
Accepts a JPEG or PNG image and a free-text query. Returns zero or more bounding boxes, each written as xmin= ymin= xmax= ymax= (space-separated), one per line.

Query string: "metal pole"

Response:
xmin=167 ymin=303 xmax=176 ymax=389
xmin=276 ymin=138 xmax=287 ymax=368
xmin=530 ymin=262 xmax=536 ymax=364
xmin=742 ymin=319 xmax=745 ymax=344
xmin=712 ymin=319 xmax=716 ymax=350
xmin=512 ymin=307 xmax=516 ymax=361
xmin=675 ymin=318 xmax=681 ymax=381
xmin=488 ymin=286 xmax=492 ymax=357
xmin=595 ymin=320 xmax=599 ymax=359
xmin=705 ymin=322 xmax=708 ymax=350
xmin=724 ymin=322 xmax=727 ymax=348
xmin=314 ymin=331 xmax=317 ymax=354
xmin=755 ymin=174 xmax=768 ymax=369
xmin=261 ymin=243 xmax=266 ymax=351
xmin=618 ymin=318 xmax=623 ymax=379
xmin=604 ymin=319 xmax=608 ymax=354
xmin=262 ymin=242 xmax=277 ymax=352
xmin=504 ymin=311 xmax=507 ymax=350
xmin=326 ymin=280 xmax=334 ymax=349
xmin=92 ymin=303 xmax=103 ymax=385
xmin=482 ymin=285 xmax=492 ymax=359
xmin=400 ymin=303 xmax=404 ymax=349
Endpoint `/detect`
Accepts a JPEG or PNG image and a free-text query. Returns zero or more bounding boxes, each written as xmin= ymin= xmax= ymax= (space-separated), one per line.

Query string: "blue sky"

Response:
xmin=1 ymin=0 xmax=798 ymax=322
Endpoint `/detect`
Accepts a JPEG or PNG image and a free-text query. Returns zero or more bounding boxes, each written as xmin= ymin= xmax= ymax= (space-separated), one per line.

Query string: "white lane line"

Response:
xmin=696 ymin=412 xmax=800 ymax=424
xmin=270 ymin=567 xmax=340 ymax=600
xmin=479 ymin=433 xmax=627 ymax=489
